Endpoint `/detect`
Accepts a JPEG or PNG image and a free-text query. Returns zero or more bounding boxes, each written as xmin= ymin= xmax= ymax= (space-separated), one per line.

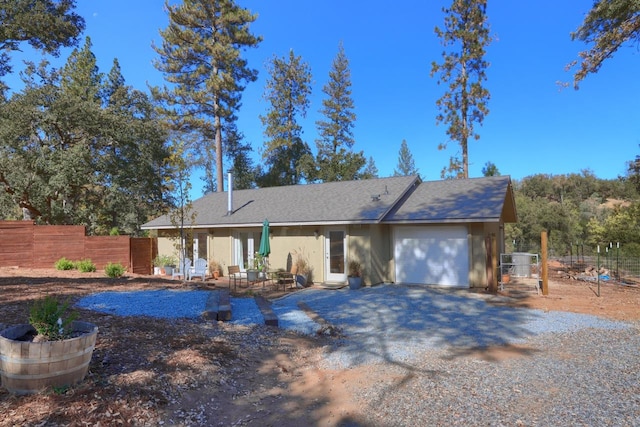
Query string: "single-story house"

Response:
xmin=141 ymin=175 xmax=517 ymax=288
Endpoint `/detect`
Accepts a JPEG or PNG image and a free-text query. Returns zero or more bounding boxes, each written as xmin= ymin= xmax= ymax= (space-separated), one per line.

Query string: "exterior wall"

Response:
xmin=267 ymin=226 xmax=323 ymax=283
xmin=468 ymin=223 xmax=487 ymax=288
xmin=204 ymin=226 xmax=324 ymax=283
xmin=156 ymin=231 xmax=178 ymax=263
xmin=209 ymin=228 xmax=231 ymax=275
xmin=368 ymin=224 xmax=391 ymax=285
xmin=468 ymin=222 xmax=503 ymax=288
xmin=347 ymin=224 xmax=371 ymax=286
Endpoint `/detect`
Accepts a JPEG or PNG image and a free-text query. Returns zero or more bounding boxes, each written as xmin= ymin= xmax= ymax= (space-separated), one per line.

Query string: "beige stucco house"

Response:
xmin=141 ymin=175 xmax=517 ymax=288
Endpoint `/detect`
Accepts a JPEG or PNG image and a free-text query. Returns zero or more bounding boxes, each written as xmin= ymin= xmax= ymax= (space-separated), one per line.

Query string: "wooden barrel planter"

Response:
xmin=0 ymin=321 xmax=98 ymax=395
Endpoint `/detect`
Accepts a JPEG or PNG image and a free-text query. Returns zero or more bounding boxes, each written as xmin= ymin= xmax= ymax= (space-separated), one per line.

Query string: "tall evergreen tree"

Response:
xmin=393 ymin=139 xmax=419 ymax=177
xmin=481 ymin=161 xmax=500 ymax=176
xmin=224 ymin=122 xmax=255 ymax=189
xmin=361 ymin=156 xmax=379 ymax=179
xmin=259 ymin=50 xmax=312 ymax=186
xmin=153 ymin=0 xmax=261 ymax=193
xmin=311 ymin=42 xmax=365 ymax=182
xmin=569 ymin=0 xmax=640 ymax=89
xmin=431 ymin=0 xmax=491 ymax=179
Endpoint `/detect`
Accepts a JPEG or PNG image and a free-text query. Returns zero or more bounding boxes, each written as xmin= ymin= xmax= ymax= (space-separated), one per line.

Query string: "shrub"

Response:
xmin=153 ymin=254 xmax=176 ymax=267
xmin=76 ymin=259 xmax=96 ymax=273
xmin=55 ymin=257 xmax=75 ymax=271
xmin=105 ymin=262 xmax=125 ymax=278
xmin=29 ymin=296 xmax=78 ymax=341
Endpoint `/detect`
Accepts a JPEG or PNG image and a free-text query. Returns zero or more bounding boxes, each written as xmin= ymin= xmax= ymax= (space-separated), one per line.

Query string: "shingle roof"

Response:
xmin=142 ymin=175 xmax=420 ymax=229
xmin=383 ymin=176 xmax=515 ymax=223
xmin=142 ymin=175 xmax=516 ymax=229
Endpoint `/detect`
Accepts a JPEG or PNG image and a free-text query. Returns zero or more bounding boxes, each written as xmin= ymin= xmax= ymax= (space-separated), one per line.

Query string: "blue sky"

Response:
xmin=6 ymin=0 xmax=639 ymax=196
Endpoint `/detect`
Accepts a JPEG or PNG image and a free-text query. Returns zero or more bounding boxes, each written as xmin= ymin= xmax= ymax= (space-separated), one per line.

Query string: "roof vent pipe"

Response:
xmin=227 ymin=172 xmax=233 ymax=215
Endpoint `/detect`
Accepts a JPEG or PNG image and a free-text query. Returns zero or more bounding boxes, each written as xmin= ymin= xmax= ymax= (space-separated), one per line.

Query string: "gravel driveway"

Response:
xmin=78 ymin=284 xmax=639 ymax=426
xmin=229 ymin=284 xmax=629 ymax=368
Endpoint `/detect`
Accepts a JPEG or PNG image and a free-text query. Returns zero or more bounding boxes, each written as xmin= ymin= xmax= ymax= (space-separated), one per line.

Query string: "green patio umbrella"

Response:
xmin=258 ymin=219 xmax=270 ymax=257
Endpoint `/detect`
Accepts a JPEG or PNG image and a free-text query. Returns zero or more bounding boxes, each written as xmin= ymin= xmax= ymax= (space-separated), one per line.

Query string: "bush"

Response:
xmin=29 ymin=296 xmax=78 ymax=341
xmin=55 ymin=257 xmax=75 ymax=271
xmin=76 ymin=259 xmax=96 ymax=273
xmin=105 ymin=262 xmax=125 ymax=278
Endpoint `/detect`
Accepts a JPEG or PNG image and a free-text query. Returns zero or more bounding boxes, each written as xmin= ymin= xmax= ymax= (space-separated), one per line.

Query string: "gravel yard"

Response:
xmin=2 ymin=267 xmax=639 ymax=426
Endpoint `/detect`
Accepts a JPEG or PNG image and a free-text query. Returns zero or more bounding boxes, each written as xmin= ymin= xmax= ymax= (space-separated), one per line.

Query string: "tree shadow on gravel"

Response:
xmin=275 ymin=284 xmax=544 ymax=369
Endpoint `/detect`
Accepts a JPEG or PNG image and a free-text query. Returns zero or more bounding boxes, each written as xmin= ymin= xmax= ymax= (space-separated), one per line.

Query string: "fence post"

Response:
xmin=541 ymin=231 xmax=548 ymax=295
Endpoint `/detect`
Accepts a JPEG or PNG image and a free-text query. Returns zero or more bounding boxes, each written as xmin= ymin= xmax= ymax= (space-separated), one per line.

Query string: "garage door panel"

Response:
xmin=394 ymin=226 xmax=468 ymax=287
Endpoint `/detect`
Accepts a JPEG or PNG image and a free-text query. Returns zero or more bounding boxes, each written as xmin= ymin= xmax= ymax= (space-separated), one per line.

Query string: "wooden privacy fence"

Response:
xmin=0 ymin=221 xmax=156 ymax=274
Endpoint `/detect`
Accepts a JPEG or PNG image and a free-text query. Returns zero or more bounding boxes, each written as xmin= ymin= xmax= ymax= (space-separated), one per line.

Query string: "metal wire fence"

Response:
xmin=553 ymin=255 xmax=640 ymax=286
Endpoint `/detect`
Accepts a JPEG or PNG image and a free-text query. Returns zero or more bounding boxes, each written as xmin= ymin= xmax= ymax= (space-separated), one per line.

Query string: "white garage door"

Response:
xmin=394 ymin=225 xmax=469 ymax=287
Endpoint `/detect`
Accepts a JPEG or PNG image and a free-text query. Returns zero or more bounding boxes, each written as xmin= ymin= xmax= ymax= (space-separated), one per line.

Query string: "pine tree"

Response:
xmin=431 ymin=0 xmax=491 ymax=179
xmin=361 ymin=156 xmax=379 ymax=179
xmin=259 ymin=50 xmax=312 ymax=186
xmin=481 ymin=161 xmax=500 ymax=176
xmin=153 ymin=0 xmax=261 ymax=193
xmin=312 ymin=42 xmax=364 ymax=182
xmin=569 ymin=0 xmax=640 ymax=89
xmin=393 ymin=139 xmax=419 ymax=177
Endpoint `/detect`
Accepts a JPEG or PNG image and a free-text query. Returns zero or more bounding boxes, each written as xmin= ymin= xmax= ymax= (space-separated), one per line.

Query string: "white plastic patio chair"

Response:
xmin=172 ymin=258 xmax=191 ymax=280
xmin=188 ymin=258 xmax=207 ymax=281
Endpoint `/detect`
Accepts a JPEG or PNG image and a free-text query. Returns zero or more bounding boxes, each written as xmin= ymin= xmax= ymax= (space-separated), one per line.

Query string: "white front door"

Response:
xmin=234 ymin=231 xmax=259 ymax=271
xmin=325 ymin=227 xmax=346 ymax=283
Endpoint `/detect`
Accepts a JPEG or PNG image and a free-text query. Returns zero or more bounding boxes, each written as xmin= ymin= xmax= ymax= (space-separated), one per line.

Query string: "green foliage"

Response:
xmin=0 ymin=39 xmax=172 ymax=234
xmin=0 ymin=0 xmax=85 ymax=92
xmin=361 ymin=156 xmax=379 ymax=179
xmin=104 ymin=262 xmax=125 ymax=278
xmin=76 ymin=259 xmax=96 ymax=273
xmin=259 ymin=50 xmax=313 ymax=186
xmin=511 ymin=172 xmax=640 ymax=255
xmin=309 ymin=42 xmax=366 ymax=182
xmin=482 ymin=161 xmax=500 ymax=177
xmin=55 ymin=257 xmax=75 ymax=271
xmin=568 ymin=0 xmax=640 ymax=88
xmin=153 ymin=0 xmax=261 ymax=193
xmin=431 ymin=0 xmax=492 ymax=179
xmin=109 ymin=227 xmax=119 ymax=236
xmin=393 ymin=139 xmax=419 ymax=177
xmin=153 ymin=254 xmax=176 ymax=267
xmin=29 ymin=296 xmax=78 ymax=341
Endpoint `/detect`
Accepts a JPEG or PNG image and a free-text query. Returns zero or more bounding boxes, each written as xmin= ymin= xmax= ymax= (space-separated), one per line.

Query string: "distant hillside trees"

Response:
xmin=506 ymin=170 xmax=640 ymax=256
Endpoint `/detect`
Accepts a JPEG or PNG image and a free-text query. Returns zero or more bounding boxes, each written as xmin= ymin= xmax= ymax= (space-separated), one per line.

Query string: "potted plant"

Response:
xmin=210 ymin=260 xmax=222 ymax=279
xmin=293 ymin=252 xmax=310 ymax=287
xmin=348 ymin=260 xmax=362 ymax=289
xmin=0 ymin=296 xmax=98 ymax=394
xmin=153 ymin=254 xmax=176 ymax=276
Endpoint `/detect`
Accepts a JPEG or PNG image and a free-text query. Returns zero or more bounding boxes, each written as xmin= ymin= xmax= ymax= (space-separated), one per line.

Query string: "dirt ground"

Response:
xmin=0 ymin=263 xmax=638 ymax=426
